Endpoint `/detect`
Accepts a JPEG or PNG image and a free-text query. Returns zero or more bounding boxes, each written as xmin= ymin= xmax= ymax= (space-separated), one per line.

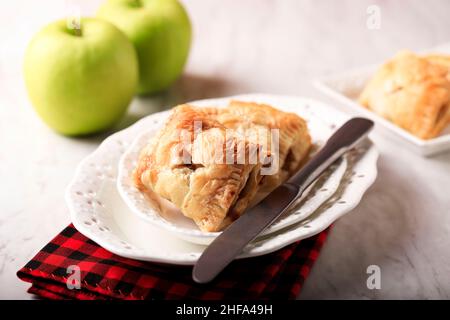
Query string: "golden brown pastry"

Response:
xmin=215 ymin=101 xmax=311 ymax=200
xmin=425 ymin=54 xmax=450 ymax=69
xmin=134 ymin=102 xmax=311 ymax=232
xmin=201 ymin=101 xmax=312 ymax=225
xmin=359 ymin=51 xmax=450 ymax=139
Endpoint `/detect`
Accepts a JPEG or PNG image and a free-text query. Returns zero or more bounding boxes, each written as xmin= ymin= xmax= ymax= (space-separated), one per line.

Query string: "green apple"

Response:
xmin=97 ymin=0 xmax=191 ymax=95
xmin=24 ymin=18 xmax=138 ymax=135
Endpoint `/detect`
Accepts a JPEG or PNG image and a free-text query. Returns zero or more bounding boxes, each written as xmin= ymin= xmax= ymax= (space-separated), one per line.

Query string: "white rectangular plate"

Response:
xmin=315 ymin=43 xmax=450 ymax=157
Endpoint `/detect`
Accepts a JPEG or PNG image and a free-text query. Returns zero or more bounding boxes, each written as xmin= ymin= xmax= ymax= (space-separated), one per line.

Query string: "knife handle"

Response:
xmin=288 ymin=118 xmax=374 ymax=192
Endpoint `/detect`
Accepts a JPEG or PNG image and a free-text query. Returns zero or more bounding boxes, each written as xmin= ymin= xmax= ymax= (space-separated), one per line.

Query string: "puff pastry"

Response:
xmin=359 ymin=51 xmax=450 ymax=139
xmin=134 ymin=102 xmax=311 ymax=232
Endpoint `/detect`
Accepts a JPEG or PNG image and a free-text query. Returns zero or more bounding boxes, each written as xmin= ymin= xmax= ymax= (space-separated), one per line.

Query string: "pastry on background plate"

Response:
xmin=359 ymin=51 xmax=450 ymax=139
xmin=133 ymin=101 xmax=311 ymax=232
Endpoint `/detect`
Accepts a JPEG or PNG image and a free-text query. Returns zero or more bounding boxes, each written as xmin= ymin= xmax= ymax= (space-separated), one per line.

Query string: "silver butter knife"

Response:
xmin=192 ymin=117 xmax=374 ymax=284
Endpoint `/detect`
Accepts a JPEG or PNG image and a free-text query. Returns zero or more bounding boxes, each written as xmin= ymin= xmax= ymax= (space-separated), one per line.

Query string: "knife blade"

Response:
xmin=192 ymin=117 xmax=374 ymax=284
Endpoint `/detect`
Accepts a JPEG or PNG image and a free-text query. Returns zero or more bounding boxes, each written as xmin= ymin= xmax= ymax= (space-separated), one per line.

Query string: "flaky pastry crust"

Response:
xmin=134 ymin=102 xmax=311 ymax=232
xmin=359 ymin=51 xmax=450 ymax=139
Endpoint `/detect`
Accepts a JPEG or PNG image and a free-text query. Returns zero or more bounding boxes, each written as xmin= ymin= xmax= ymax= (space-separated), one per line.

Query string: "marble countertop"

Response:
xmin=1 ymin=0 xmax=449 ymax=299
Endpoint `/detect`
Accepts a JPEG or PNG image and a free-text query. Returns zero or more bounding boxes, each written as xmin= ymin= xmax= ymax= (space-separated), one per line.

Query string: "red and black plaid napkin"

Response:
xmin=17 ymin=224 xmax=329 ymax=300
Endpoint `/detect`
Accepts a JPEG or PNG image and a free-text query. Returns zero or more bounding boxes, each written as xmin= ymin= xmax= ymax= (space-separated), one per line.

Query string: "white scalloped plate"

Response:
xmin=66 ymin=94 xmax=378 ymax=265
xmin=117 ymin=103 xmax=348 ymax=245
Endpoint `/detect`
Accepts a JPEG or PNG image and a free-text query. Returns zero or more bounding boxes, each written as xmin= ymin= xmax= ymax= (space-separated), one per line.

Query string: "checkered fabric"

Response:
xmin=17 ymin=224 xmax=330 ymax=300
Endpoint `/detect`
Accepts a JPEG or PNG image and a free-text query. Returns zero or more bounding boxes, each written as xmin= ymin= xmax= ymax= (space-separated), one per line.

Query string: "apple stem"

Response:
xmin=72 ymin=18 xmax=82 ymax=36
xmin=67 ymin=17 xmax=82 ymax=36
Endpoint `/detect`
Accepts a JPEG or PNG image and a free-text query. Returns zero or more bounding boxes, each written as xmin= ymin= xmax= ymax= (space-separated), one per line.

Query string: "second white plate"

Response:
xmin=315 ymin=43 xmax=450 ymax=157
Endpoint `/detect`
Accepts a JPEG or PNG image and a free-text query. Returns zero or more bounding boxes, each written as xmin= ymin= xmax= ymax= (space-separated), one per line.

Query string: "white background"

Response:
xmin=0 ymin=0 xmax=449 ymax=299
